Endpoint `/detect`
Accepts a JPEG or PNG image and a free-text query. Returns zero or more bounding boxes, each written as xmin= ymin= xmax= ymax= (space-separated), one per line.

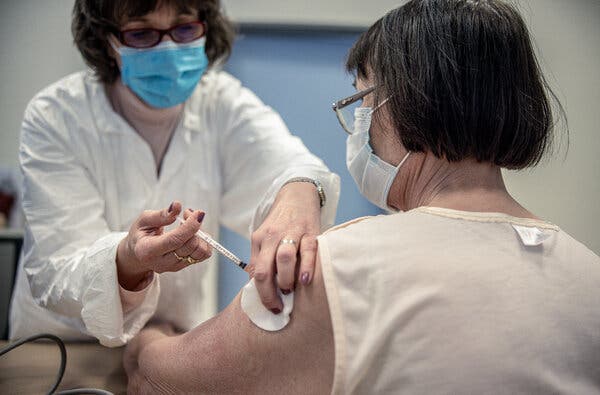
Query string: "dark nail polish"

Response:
xmin=168 ymin=202 xmax=174 ymax=213
xmin=281 ymin=289 xmax=291 ymax=295
xmin=301 ymin=272 xmax=310 ymax=285
xmin=270 ymin=308 xmax=281 ymax=315
xmin=197 ymin=212 xmax=205 ymax=223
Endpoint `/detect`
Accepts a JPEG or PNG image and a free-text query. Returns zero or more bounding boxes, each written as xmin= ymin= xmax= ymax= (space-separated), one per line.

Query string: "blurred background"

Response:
xmin=0 ymin=1 xmax=598 ymax=316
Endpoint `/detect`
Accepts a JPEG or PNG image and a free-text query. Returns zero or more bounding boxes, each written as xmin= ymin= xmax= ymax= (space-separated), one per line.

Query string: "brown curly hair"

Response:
xmin=72 ymin=0 xmax=235 ymax=84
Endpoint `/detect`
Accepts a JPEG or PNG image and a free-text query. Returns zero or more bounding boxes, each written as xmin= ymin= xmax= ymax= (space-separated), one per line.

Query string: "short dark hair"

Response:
xmin=72 ymin=0 xmax=235 ymax=84
xmin=347 ymin=0 xmax=565 ymax=169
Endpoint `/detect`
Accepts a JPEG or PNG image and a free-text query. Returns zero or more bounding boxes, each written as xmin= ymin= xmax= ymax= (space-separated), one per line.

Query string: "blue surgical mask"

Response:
xmin=346 ymin=106 xmax=411 ymax=212
xmin=112 ymin=37 xmax=208 ymax=108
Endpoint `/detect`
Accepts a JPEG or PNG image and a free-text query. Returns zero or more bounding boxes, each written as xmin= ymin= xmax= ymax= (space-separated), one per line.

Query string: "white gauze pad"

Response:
xmin=240 ymin=278 xmax=294 ymax=331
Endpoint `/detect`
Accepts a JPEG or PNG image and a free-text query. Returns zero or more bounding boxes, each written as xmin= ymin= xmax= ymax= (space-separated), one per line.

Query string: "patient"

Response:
xmin=124 ymin=1 xmax=600 ymax=393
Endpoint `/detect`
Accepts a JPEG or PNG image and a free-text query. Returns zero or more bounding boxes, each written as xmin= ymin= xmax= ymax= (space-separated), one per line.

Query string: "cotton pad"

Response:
xmin=240 ymin=278 xmax=294 ymax=331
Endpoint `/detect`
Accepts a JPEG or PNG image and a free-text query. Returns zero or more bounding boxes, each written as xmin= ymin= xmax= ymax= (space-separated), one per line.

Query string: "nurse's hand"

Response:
xmin=249 ymin=182 xmax=321 ymax=314
xmin=116 ymin=202 xmax=212 ymax=291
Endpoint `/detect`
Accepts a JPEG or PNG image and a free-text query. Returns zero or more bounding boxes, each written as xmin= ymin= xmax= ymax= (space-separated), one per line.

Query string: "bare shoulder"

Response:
xmin=138 ymin=258 xmax=334 ymax=394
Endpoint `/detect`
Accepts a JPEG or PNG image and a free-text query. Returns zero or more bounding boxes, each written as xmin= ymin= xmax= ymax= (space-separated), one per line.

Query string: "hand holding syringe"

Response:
xmin=177 ymin=216 xmax=247 ymax=270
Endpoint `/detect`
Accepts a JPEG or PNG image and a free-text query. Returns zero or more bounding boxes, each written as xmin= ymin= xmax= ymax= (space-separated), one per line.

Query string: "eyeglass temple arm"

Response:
xmin=332 ymin=85 xmax=376 ymax=111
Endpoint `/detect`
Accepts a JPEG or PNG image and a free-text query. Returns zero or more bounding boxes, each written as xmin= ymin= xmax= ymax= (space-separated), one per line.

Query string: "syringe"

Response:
xmin=177 ymin=216 xmax=247 ymax=270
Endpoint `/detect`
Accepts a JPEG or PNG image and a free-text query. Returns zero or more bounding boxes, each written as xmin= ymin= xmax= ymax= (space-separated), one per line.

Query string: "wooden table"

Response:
xmin=0 ymin=340 xmax=127 ymax=394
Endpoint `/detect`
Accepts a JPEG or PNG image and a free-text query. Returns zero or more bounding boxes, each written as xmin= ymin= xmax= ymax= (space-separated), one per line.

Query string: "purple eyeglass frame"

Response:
xmin=118 ymin=20 xmax=207 ymax=48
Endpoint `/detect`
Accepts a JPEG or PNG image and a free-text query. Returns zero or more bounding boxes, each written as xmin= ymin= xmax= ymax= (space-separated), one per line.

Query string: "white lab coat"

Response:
xmin=9 ymin=70 xmax=340 ymax=347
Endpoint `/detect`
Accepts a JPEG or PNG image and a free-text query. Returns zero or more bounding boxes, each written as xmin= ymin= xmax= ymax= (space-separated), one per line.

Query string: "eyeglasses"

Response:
xmin=332 ymin=86 xmax=376 ymax=135
xmin=118 ymin=21 xmax=207 ymax=49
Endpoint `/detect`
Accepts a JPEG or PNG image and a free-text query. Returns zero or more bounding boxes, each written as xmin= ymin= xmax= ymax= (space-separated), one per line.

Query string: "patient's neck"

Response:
xmin=390 ymin=154 xmax=538 ymax=219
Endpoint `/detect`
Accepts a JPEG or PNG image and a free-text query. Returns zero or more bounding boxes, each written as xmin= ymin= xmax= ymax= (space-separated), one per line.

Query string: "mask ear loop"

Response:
xmin=366 ymin=95 xmax=393 ymax=151
xmin=369 ymin=95 xmax=411 ymax=169
xmin=367 ymin=95 xmax=391 ymax=143
xmin=396 ymin=151 xmax=411 ymax=169
xmin=368 ymin=96 xmax=391 ymax=115
xmin=107 ymin=34 xmax=121 ymax=52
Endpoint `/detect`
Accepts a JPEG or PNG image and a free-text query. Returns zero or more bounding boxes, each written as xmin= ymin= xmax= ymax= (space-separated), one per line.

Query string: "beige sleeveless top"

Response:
xmin=318 ymin=207 xmax=600 ymax=395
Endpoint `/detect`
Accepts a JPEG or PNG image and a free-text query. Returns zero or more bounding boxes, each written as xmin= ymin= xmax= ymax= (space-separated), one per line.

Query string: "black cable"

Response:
xmin=0 ymin=333 xmax=114 ymax=395
xmin=0 ymin=333 xmax=66 ymax=395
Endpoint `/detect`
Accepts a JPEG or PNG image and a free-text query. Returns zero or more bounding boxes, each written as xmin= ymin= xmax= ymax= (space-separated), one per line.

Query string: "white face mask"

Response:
xmin=346 ymin=106 xmax=411 ymax=212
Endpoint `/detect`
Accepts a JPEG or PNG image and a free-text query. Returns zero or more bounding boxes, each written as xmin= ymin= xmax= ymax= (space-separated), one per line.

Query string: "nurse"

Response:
xmin=9 ymin=0 xmax=340 ymax=346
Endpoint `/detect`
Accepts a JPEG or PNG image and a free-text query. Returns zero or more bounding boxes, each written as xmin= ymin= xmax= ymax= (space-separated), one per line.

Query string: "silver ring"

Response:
xmin=279 ymin=238 xmax=297 ymax=246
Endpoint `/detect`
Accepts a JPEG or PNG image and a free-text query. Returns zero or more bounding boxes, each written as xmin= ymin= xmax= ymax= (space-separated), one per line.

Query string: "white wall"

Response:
xmin=221 ymin=0 xmax=403 ymax=27
xmin=0 ymin=0 xmax=85 ymax=166
xmin=503 ymin=0 xmax=600 ymax=254
xmin=0 ymin=0 xmax=598 ymax=254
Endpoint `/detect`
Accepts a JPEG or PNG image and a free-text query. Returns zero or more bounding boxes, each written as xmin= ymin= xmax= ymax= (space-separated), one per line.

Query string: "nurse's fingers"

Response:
xmin=181 ymin=210 xmax=212 ymax=261
xmin=251 ymin=239 xmax=283 ymax=314
xmin=275 ymin=236 xmax=300 ymax=294
xmin=137 ymin=201 xmax=181 ymax=229
xmin=182 ymin=207 xmax=194 ymax=221
xmin=158 ymin=236 xmax=210 ymax=270
xmin=158 ymin=247 xmax=211 ymax=274
xmin=298 ymin=235 xmax=318 ymax=286
xmin=187 ymin=237 xmax=212 ymax=262
xmin=171 ymin=234 xmax=212 ymax=263
xmin=171 ymin=234 xmax=202 ymax=261
xmin=147 ymin=211 xmax=204 ymax=255
xmin=159 ymin=252 xmax=197 ymax=273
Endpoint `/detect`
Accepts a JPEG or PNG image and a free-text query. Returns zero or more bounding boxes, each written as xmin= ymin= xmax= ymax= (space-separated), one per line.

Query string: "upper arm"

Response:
xmin=136 ymin=256 xmax=334 ymax=394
